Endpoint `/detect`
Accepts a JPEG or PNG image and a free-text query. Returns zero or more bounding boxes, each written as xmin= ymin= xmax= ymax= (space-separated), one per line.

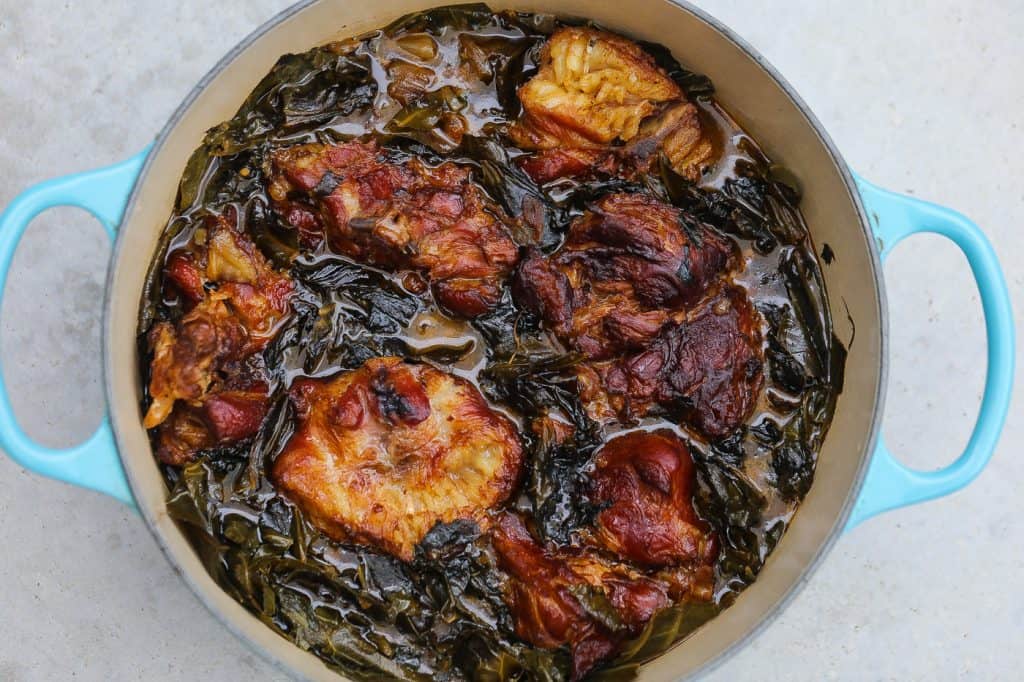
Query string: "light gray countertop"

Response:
xmin=0 ymin=1 xmax=1020 ymax=679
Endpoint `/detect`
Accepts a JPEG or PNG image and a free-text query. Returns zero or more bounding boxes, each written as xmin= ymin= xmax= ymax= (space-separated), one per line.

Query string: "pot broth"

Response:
xmin=138 ymin=5 xmax=843 ymax=680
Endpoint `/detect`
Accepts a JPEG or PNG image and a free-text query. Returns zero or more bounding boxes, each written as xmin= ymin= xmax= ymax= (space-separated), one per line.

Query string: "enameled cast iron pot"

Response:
xmin=0 ymin=1 xmax=1015 ymax=679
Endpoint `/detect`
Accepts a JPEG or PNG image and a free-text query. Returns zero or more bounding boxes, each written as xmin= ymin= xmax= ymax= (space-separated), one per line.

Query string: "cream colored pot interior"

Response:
xmin=105 ymin=1 xmax=883 ymax=679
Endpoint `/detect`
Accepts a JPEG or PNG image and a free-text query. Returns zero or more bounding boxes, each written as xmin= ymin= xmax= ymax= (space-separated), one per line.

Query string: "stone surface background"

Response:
xmin=0 ymin=1 xmax=1020 ymax=679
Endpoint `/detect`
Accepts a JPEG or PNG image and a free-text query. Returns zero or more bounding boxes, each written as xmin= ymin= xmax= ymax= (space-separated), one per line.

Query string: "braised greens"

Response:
xmin=140 ymin=5 xmax=843 ymax=680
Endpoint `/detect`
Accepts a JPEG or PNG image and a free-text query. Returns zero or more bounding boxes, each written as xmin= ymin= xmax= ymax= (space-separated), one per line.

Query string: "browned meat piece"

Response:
xmin=510 ymin=27 xmax=715 ymax=183
xmin=491 ymin=513 xmax=670 ymax=680
xmin=145 ymin=211 xmax=291 ymax=466
xmin=509 ymin=27 xmax=682 ymax=149
xmin=623 ymin=100 xmax=716 ymax=182
xmin=145 ymin=305 xmax=245 ymax=426
xmin=268 ymin=140 xmax=520 ymax=317
xmin=513 ymin=193 xmax=735 ymax=360
xmin=564 ymin=193 xmax=734 ymax=308
xmin=144 ymin=212 xmax=293 ymax=434
xmin=514 ymin=193 xmax=759 ymax=439
xmin=518 ymin=102 xmax=715 ymax=185
xmin=155 ymin=377 xmax=271 ymax=466
xmin=586 ymin=287 xmax=764 ymax=439
xmin=586 ymin=430 xmax=717 ymax=573
xmin=517 ymin=148 xmax=617 ymax=186
xmin=272 ymin=358 xmax=523 ymax=561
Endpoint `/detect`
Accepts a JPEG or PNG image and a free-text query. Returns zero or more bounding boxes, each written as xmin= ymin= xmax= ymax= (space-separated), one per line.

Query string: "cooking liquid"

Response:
xmin=140 ymin=7 xmax=842 ymax=678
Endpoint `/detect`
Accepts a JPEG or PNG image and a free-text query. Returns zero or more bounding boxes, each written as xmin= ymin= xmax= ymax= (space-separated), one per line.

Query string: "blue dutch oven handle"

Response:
xmin=0 ymin=149 xmax=151 ymax=507
xmin=0 ymin=156 xmax=1015 ymax=523
xmin=846 ymin=176 xmax=1015 ymax=530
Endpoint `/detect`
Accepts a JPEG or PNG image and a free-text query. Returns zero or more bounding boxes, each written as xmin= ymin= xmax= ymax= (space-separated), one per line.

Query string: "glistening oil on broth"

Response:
xmin=137 ymin=5 xmax=843 ymax=680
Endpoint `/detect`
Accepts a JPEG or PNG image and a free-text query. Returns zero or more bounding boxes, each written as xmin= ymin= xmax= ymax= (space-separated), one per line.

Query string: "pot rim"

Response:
xmin=102 ymin=1 xmax=888 ymax=679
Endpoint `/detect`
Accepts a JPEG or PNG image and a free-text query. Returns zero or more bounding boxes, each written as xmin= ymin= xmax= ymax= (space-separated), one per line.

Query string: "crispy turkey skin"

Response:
xmin=510 ymin=26 xmax=682 ymax=148
xmin=272 ymin=357 xmax=523 ymax=561
xmin=510 ymin=27 xmax=716 ymax=183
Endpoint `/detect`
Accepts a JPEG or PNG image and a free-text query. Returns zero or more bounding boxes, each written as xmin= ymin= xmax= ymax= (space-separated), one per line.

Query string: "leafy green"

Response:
xmin=694 ymin=452 xmax=767 ymax=586
xmin=461 ymin=136 xmax=566 ymax=248
xmin=636 ymin=40 xmax=715 ymax=100
xmin=479 ymin=336 xmax=603 ymax=544
xmin=382 ymin=4 xmax=497 ymax=35
xmin=167 ymin=458 xmax=569 ymax=682
xmin=174 ymin=42 xmax=374 ymax=214
xmin=481 ymin=351 xmax=586 ymax=427
xmin=526 ymin=415 xmax=598 ymax=544
xmin=591 ymin=603 xmax=720 ymax=681
xmin=386 ymin=86 xmax=468 ymax=152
